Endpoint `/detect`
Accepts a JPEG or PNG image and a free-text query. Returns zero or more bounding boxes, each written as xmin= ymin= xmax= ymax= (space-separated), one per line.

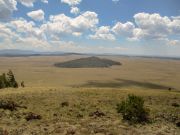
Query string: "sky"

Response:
xmin=0 ymin=0 xmax=180 ymax=56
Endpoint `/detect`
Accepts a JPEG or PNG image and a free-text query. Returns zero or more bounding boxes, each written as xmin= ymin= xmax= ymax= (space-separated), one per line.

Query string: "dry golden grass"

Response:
xmin=0 ymin=56 xmax=180 ymax=134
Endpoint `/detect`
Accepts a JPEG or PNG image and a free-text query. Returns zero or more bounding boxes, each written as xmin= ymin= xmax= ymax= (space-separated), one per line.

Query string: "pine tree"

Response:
xmin=0 ymin=73 xmax=9 ymax=88
xmin=7 ymin=70 xmax=18 ymax=88
xmin=2 ymin=73 xmax=9 ymax=87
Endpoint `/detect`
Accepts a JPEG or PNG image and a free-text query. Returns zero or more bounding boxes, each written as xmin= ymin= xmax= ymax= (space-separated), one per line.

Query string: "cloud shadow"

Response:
xmin=76 ymin=79 xmax=174 ymax=90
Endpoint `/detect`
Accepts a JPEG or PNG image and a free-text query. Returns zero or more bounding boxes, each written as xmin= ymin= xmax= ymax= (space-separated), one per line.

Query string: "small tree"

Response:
xmin=2 ymin=73 xmax=9 ymax=87
xmin=6 ymin=70 xmax=18 ymax=88
xmin=0 ymin=73 xmax=9 ymax=88
xmin=117 ymin=94 xmax=149 ymax=123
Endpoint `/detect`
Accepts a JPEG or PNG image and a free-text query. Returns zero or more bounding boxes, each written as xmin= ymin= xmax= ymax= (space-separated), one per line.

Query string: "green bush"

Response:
xmin=0 ymin=70 xmax=18 ymax=89
xmin=117 ymin=94 xmax=149 ymax=123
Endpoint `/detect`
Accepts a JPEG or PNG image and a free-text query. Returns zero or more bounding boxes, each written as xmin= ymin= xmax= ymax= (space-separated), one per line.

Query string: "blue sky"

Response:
xmin=0 ymin=0 xmax=180 ymax=56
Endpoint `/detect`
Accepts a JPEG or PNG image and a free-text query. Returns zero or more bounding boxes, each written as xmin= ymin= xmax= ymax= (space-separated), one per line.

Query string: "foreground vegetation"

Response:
xmin=117 ymin=94 xmax=149 ymax=123
xmin=0 ymin=70 xmax=18 ymax=89
xmin=0 ymin=88 xmax=179 ymax=135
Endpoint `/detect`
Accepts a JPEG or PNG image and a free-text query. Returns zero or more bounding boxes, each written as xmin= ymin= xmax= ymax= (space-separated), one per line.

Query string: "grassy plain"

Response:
xmin=0 ymin=55 xmax=180 ymax=135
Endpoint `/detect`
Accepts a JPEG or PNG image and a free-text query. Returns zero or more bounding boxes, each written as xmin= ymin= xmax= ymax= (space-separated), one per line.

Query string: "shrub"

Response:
xmin=0 ymin=100 xmax=18 ymax=111
xmin=0 ymin=70 xmax=19 ymax=89
xmin=117 ymin=94 xmax=149 ymax=123
xmin=25 ymin=112 xmax=42 ymax=121
xmin=61 ymin=101 xmax=69 ymax=107
xmin=172 ymin=103 xmax=179 ymax=107
xmin=21 ymin=81 xmax=25 ymax=87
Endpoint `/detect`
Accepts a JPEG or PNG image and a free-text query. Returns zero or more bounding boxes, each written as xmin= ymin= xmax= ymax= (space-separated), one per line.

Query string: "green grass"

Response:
xmin=0 ymin=88 xmax=179 ymax=134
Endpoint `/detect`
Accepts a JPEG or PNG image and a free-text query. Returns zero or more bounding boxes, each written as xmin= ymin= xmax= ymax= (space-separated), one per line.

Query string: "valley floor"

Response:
xmin=0 ymin=56 xmax=180 ymax=134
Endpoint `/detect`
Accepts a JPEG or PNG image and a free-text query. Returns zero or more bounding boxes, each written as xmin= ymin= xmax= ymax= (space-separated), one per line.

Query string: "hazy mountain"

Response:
xmin=0 ymin=49 xmax=38 ymax=55
xmin=0 ymin=49 xmax=87 ymax=57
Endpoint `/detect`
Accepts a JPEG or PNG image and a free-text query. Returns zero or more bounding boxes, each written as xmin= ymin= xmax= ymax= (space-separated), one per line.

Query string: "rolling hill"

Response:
xmin=54 ymin=57 xmax=121 ymax=68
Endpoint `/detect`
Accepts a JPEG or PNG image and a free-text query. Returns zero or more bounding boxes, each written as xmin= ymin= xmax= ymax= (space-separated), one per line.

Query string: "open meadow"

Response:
xmin=0 ymin=55 xmax=180 ymax=135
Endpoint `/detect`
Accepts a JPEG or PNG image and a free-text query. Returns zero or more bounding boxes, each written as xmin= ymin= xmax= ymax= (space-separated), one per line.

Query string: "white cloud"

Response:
xmin=10 ymin=18 xmax=45 ymax=39
xmin=0 ymin=0 xmax=17 ymax=21
xmin=27 ymin=9 xmax=45 ymax=21
xmin=70 ymin=7 xmax=80 ymax=15
xmin=112 ymin=21 xmax=135 ymax=37
xmin=41 ymin=0 xmax=48 ymax=4
xmin=61 ymin=0 xmax=81 ymax=6
xmin=61 ymin=0 xmax=81 ymax=15
xmin=131 ymin=13 xmax=180 ymax=41
xmin=112 ymin=0 xmax=119 ymax=3
xmin=169 ymin=18 xmax=180 ymax=34
xmin=171 ymin=16 xmax=180 ymax=20
xmin=42 ymin=11 xmax=98 ymax=38
xmin=89 ymin=26 xmax=116 ymax=41
xmin=17 ymin=0 xmax=36 ymax=7
xmin=16 ymin=37 xmax=51 ymax=50
xmin=0 ymin=11 xmax=100 ymax=51
xmin=72 ymin=32 xmax=82 ymax=36
xmin=0 ymin=10 xmax=180 ymax=53
xmin=0 ymin=23 xmax=18 ymax=39
xmin=162 ymin=37 xmax=180 ymax=45
xmin=168 ymin=39 xmax=180 ymax=46
xmin=110 ymin=13 xmax=180 ymax=45
xmin=0 ymin=20 xmax=50 ymax=50
xmin=17 ymin=0 xmax=48 ymax=7
xmin=133 ymin=13 xmax=171 ymax=40
xmin=0 ymin=0 xmax=49 ymax=22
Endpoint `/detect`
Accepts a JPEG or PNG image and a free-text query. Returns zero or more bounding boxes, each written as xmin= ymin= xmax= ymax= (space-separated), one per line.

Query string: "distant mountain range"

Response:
xmin=0 ymin=49 xmax=83 ymax=57
xmin=0 ymin=49 xmax=180 ymax=60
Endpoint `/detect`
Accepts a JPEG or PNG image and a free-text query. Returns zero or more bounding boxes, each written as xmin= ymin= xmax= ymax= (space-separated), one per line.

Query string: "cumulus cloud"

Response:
xmin=9 ymin=18 xmax=45 ymax=40
xmin=133 ymin=13 xmax=171 ymax=40
xmin=0 ymin=0 xmax=17 ymax=21
xmin=70 ymin=7 xmax=80 ymax=15
xmin=18 ymin=0 xmax=48 ymax=7
xmin=41 ymin=11 xmax=98 ymax=38
xmin=0 ymin=11 xmax=99 ymax=51
xmin=1 ymin=10 xmax=180 ymax=52
xmin=112 ymin=22 xmax=135 ymax=37
xmin=17 ymin=0 xmax=36 ymax=7
xmin=0 ymin=23 xmax=18 ymax=39
xmin=129 ymin=13 xmax=180 ymax=42
xmin=110 ymin=13 xmax=180 ymax=45
xmin=89 ymin=26 xmax=116 ymax=41
xmin=61 ymin=0 xmax=81 ymax=6
xmin=27 ymin=9 xmax=44 ymax=21
xmin=0 ymin=19 xmax=53 ymax=50
xmin=0 ymin=0 xmax=49 ymax=22
xmin=61 ymin=0 xmax=81 ymax=15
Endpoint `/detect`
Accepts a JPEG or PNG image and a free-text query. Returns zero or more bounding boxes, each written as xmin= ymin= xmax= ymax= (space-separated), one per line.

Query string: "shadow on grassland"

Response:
xmin=75 ymin=79 xmax=174 ymax=90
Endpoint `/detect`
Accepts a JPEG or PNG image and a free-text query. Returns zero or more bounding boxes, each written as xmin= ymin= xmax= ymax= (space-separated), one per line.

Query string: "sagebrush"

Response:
xmin=117 ymin=94 xmax=149 ymax=123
